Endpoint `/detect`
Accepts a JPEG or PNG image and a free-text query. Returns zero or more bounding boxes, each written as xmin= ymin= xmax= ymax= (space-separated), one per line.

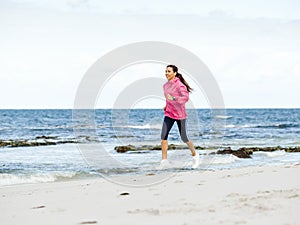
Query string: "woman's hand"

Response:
xmin=166 ymin=93 xmax=174 ymax=101
xmin=163 ymin=106 xmax=166 ymax=111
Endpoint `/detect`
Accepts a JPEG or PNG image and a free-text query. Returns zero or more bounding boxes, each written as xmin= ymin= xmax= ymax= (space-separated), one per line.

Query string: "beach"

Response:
xmin=1 ymin=163 xmax=300 ymax=225
xmin=1 ymin=109 xmax=300 ymax=224
xmin=1 ymin=0 xmax=299 ymax=224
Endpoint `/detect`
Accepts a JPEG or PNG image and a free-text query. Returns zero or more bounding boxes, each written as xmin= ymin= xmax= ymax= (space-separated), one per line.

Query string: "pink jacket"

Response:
xmin=163 ymin=77 xmax=189 ymax=120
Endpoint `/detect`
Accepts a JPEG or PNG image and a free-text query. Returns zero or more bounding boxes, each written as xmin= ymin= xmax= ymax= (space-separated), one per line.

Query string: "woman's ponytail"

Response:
xmin=167 ymin=65 xmax=193 ymax=92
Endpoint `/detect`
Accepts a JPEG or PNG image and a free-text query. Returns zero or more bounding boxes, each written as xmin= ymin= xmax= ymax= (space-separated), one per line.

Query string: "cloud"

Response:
xmin=208 ymin=9 xmax=234 ymax=18
xmin=66 ymin=0 xmax=89 ymax=8
xmin=3 ymin=0 xmax=300 ymax=19
xmin=1 ymin=1 xmax=299 ymax=108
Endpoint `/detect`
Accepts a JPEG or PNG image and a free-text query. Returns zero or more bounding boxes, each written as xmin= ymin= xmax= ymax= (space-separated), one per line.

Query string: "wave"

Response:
xmin=225 ymin=123 xmax=298 ymax=129
xmin=24 ymin=125 xmax=72 ymax=130
xmin=201 ymin=155 xmax=238 ymax=165
xmin=254 ymin=150 xmax=286 ymax=157
xmin=113 ymin=124 xmax=162 ymax=130
xmin=211 ymin=155 xmax=238 ymax=164
xmin=0 ymin=172 xmax=79 ymax=186
xmin=95 ymin=167 xmax=139 ymax=175
xmin=128 ymin=124 xmax=151 ymax=129
xmin=227 ymin=124 xmax=255 ymax=128
xmin=20 ymin=122 xmax=298 ymax=131
xmin=256 ymin=123 xmax=298 ymax=129
xmin=215 ymin=115 xmax=233 ymax=119
xmin=225 ymin=124 xmax=235 ymax=128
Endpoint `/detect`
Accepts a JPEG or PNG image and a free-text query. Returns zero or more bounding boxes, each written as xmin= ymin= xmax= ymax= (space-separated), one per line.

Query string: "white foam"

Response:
xmin=225 ymin=124 xmax=257 ymax=128
xmin=255 ymin=150 xmax=286 ymax=157
xmin=201 ymin=155 xmax=238 ymax=165
xmin=0 ymin=172 xmax=76 ymax=186
xmin=124 ymin=124 xmax=161 ymax=130
xmin=215 ymin=115 xmax=232 ymax=119
xmin=225 ymin=124 xmax=235 ymax=128
xmin=127 ymin=124 xmax=150 ymax=129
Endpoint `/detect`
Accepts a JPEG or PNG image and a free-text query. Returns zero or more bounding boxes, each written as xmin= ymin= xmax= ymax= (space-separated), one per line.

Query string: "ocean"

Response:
xmin=0 ymin=108 xmax=300 ymax=186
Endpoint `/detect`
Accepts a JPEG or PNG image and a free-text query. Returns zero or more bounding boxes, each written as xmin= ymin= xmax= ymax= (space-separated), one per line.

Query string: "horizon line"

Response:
xmin=0 ymin=107 xmax=299 ymax=110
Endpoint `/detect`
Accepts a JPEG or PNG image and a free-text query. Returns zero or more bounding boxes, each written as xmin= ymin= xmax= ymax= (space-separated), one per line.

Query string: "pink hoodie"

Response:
xmin=163 ymin=77 xmax=189 ymax=120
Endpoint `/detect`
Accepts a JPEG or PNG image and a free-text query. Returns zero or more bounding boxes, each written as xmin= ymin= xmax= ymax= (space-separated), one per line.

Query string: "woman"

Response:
xmin=159 ymin=65 xmax=200 ymax=169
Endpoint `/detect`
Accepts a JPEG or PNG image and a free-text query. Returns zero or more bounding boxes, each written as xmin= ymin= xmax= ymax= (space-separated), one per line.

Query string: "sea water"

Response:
xmin=0 ymin=109 xmax=299 ymax=185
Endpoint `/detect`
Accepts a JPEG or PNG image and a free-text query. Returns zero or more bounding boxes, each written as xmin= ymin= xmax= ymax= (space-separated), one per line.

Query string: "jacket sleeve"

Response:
xmin=175 ymin=84 xmax=189 ymax=104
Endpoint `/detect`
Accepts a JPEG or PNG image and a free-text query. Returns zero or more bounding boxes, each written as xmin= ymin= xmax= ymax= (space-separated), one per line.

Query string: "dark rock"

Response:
xmin=171 ymin=145 xmax=188 ymax=150
xmin=215 ymin=147 xmax=252 ymax=158
xmin=150 ymin=145 xmax=162 ymax=150
xmin=35 ymin=136 xmax=58 ymax=139
xmin=216 ymin=147 xmax=234 ymax=155
xmin=285 ymin=147 xmax=300 ymax=153
xmin=3 ymin=140 xmax=58 ymax=148
xmin=114 ymin=144 xmax=192 ymax=152
xmin=168 ymin=144 xmax=177 ymax=150
xmin=0 ymin=139 xmax=82 ymax=148
xmin=110 ymin=135 xmax=135 ymax=138
xmin=233 ymin=149 xmax=253 ymax=158
xmin=256 ymin=146 xmax=282 ymax=152
xmin=0 ymin=141 xmax=10 ymax=147
xmin=113 ymin=144 xmax=300 ymax=155
xmin=139 ymin=145 xmax=152 ymax=150
xmin=212 ymin=145 xmax=300 ymax=158
xmin=56 ymin=140 xmax=77 ymax=144
xmin=114 ymin=145 xmax=136 ymax=153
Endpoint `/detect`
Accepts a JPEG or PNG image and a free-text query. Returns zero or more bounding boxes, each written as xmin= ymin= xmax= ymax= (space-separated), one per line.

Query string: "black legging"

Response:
xmin=161 ymin=116 xmax=189 ymax=142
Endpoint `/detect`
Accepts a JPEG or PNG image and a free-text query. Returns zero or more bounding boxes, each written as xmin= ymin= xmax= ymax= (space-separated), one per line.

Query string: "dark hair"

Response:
xmin=167 ymin=65 xmax=193 ymax=92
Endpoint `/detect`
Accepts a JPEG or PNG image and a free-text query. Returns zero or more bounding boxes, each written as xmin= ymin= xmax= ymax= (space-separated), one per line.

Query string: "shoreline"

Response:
xmin=1 ymin=164 xmax=300 ymax=225
xmin=1 ymin=142 xmax=300 ymax=186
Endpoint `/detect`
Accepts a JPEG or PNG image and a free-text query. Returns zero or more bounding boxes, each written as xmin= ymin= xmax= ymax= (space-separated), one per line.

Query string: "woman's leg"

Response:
xmin=177 ymin=119 xmax=199 ymax=168
xmin=186 ymin=140 xmax=196 ymax=156
xmin=161 ymin=117 xmax=175 ymax=160
xmin=161 ymin=140 xmax=168 ymax=160
xmin=176 ymin=119 xmax=196 ymax=156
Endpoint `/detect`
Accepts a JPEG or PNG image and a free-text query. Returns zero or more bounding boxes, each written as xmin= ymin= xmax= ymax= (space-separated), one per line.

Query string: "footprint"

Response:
xmin=146 ymin=173 xmax=155 ymax=176
xmin=79 ymin=221 xmax=97 ymax=224
xmin=31 ymin=205 xmax=45 ymax=209
xmin=174 ymin=180 xmax=183 ymax=183
xmin=128 ymin=208 xmax=159 ymax=215
xmin=120 ymin=192 xmax=130 ymax=196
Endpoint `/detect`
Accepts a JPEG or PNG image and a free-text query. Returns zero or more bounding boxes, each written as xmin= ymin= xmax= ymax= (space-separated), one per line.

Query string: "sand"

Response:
xmin=1 ymin=164 xmax=300 ymax=225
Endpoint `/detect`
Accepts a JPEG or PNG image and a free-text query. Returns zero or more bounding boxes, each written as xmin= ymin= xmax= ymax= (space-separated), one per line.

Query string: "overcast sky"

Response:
xmin=0 ymin=0 xmax=299 ymax=109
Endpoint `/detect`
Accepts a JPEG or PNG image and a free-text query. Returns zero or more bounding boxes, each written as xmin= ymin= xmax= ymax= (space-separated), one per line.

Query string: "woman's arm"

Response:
xmin=167 ymin=85 xmax=189 ymax=104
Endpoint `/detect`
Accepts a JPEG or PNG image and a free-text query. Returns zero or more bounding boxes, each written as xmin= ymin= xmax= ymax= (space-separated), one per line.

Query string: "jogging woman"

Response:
xmin=160 ymin=65 xmax=200 ymax=169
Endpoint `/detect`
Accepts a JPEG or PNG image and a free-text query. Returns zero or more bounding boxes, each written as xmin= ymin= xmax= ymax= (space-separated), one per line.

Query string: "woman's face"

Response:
xmin=165 ymin=67 xmax=176 ymax=81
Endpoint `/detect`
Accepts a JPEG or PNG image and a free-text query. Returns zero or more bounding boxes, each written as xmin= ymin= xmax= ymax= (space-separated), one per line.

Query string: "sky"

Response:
xmin=0 ymin=0 xmax=300 ymax=109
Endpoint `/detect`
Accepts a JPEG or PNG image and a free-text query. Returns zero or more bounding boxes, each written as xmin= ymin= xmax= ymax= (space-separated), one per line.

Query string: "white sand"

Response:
xmin=1 ymin=164 xmax=300 ymax=225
